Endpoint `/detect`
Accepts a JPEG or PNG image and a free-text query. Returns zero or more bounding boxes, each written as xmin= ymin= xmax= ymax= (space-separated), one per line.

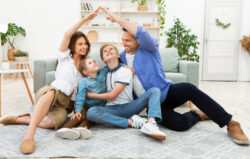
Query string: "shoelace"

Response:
xmin=131 ymin=119 xmax=144 ymax=128
xmin=132 ymin=122 xmax=141 ymax=128
xmin=145 ymin=121 xmax=159 ymax=131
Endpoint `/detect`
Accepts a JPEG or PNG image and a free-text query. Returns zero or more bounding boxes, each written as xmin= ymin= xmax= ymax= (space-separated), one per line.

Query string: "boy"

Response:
xmin=55 ymin=57 xmax=142 ymax=139
xmin=86 ymin=44 xmax=166 ymax=140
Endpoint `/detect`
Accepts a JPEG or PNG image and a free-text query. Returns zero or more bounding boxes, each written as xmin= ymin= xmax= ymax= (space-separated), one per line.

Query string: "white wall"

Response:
xmin=162 ymin=0 xmax=250 ymax=81
xmin=0 ymin=0 xmax=249 ymax=81
xmin=161 ymin=0 xmax=205 ymax=81
xmin=0 ymin=0 xmax=80 ymax=61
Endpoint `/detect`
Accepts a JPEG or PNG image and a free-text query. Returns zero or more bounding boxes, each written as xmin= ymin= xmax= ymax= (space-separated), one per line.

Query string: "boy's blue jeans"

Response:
xmin=87 ymin=87 xmax=162 ymax=128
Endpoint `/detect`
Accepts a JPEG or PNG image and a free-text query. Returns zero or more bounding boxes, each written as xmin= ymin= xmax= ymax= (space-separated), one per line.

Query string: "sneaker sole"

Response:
xmin=228 ymin=133 xmax=249 ymax=145
xmin=55 ymin=130 xmax=80 ymax=140
xmin=142 ymin=132 xmax=166 ymax=141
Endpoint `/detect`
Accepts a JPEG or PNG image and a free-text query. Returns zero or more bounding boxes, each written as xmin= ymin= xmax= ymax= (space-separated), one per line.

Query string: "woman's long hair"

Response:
xmin=68 ymin=31 xmax=91 ymax=60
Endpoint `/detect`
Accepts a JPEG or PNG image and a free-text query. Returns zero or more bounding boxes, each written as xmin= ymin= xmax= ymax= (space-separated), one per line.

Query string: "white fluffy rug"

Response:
xmin=0 ymin=120 xmax=249 ymax=158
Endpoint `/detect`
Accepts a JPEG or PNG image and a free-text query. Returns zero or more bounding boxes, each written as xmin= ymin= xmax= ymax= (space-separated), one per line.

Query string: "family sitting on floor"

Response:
xmin=0 ymin=6 xmax=249 ymax=155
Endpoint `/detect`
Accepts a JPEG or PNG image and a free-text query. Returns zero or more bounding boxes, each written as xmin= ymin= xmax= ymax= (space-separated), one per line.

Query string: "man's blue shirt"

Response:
xmin=120 ymin=26 xmax=173 ymax=103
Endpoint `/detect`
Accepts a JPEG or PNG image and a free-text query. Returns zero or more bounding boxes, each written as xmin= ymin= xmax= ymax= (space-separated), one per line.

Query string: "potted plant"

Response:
xmin=240 ymin=35 xmax=250 ymax=55
xmin=0 ymin=23 xmax=26 ymax=60
xmin=13 ymin=50 xmax=29 ymax=62
xmin=131 ymin=0 xmax=147 ymax=11
xmin=130 ymin=0 xmax=166 ymax=36
xmin=165 ymin=18 xmax=200 ymax=62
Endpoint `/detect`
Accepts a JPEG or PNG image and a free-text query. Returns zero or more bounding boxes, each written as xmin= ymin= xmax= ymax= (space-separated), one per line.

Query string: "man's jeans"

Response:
xmin=87 ymin=87 xmax=162 ymax=128
xmin=160 ymin=83 xmax=232 ymax=131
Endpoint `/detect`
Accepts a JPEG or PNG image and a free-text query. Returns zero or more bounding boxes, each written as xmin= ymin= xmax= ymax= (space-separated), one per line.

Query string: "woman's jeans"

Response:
xmin=160 ymin=83 xmax=232 ymax=131
xmin=87 ymin=87 xmax=162 ymax=128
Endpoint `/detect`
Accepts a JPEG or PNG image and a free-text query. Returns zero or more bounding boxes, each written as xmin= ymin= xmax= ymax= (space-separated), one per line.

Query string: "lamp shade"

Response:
xmin=0 ymin=24 xmax=8 ymax=33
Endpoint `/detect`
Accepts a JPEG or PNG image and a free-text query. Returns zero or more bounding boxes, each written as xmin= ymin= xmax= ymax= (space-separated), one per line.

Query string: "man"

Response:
xmin=100 ymin=7 xmax=249 ymax=145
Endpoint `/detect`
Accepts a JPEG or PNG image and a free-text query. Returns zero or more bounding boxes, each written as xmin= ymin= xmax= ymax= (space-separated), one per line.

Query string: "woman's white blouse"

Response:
xmin=51 ymin=50 xmax=82 ymax=101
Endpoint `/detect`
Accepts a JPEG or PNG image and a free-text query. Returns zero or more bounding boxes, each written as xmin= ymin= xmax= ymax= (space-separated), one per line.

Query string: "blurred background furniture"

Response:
xmin=0 ymin=69 xmax=34 ymax=117
xmin=2 ymin=60 xmax=33 ymax=80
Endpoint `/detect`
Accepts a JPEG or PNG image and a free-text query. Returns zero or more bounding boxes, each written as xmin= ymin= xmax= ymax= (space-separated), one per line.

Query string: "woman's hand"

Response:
xmin=71 ymin=112 xmax=82 ymax=120
xmin=124 ymin=65 xmax=135 ymax=74
xmin=86 ymin=6 xmax=101 ymax=20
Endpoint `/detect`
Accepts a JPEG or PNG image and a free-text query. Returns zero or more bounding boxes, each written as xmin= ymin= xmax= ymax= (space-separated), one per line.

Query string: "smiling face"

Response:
xmin=79 ymin=58 xmax=100 ymax=77
xmin=101 ymin=45 xmax=120 ymax=63
xmin=122 ymin=31 xmax=139 ymax=54
xmin=74 ymin=37 xmax=89 ymax=56
xmin=69 ymin=31 xmax=90 ymax=58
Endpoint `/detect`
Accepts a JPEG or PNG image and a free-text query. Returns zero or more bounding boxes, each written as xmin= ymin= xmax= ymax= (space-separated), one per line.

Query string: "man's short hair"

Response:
xmin=122 ymin=27 xmax=128 ymax=32
xmin=122 ymin=28 xmax=137 ymax=40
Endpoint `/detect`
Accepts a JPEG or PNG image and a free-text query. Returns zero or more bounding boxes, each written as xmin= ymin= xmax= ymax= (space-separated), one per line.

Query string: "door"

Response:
xmin=202 ymin=0 xmax=242 ymax=81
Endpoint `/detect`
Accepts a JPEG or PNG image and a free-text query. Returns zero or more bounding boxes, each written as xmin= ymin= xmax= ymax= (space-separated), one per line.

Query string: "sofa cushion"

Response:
xmin=160 ymin=48 xmax=179 ymax=72
xmin=45 ymin=71 xmax=56 ymax=85
xmin=165 ymin=72 xmax=187 ymax=83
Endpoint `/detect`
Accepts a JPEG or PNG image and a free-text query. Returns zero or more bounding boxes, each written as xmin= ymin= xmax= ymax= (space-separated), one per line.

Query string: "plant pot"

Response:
xmin=8 ymin=49 xmax=19 ymax=60
xmin=15 ymin=56 xmax=29 ymax=62
xmin=138 ymin=4 xmax=147 ymax=11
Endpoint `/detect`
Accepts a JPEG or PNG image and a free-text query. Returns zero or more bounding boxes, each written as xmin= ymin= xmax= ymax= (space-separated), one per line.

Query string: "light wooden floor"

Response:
xmin=0 ymin=76 xmax=250 ymax=159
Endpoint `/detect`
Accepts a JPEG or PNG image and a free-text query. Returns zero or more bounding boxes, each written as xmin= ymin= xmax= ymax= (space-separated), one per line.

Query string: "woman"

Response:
xmin=0 ymin=7 xmax=101 ymax=154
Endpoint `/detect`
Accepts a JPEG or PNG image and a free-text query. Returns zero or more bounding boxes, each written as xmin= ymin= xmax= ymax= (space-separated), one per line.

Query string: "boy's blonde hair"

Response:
xmin=100 ymin=44 xmax=119 ymax=60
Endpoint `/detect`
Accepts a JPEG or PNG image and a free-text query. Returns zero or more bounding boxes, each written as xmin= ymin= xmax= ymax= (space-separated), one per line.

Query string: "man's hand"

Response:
xmin=101 ymin=6 xmax=137 ymax=35
xmin=86 ymin=6 xmax=101 ymax=20
xmin=124 ymin=65 xmax=135 ymax=74
xmin=71 ymin=112 xmax=82 ymax=121
xmin=101 ymin=7 xmax=119 ymax=23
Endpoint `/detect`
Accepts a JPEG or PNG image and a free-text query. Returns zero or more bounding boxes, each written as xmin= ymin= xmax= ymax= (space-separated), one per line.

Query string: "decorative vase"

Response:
xmin=138 ymin=4 xmax=147 ymax=11
xmin=8 ymin=49 xmax=18 ymax=60
xmin=15 ymin=56 xmax=29 ymax=62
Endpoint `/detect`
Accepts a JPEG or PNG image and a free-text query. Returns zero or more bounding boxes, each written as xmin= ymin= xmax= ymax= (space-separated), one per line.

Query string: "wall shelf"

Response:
xmin=91 ymin=41 xmax=122 ymax=44
xmin=121 ymin=11 xmax=159 ymax=14
xmin=81 ymin=26 xmax=159 ymax=29
xmin=80 ymin=0 xmax=160 ymax=46
xmin=80 ymin=10 xmax=159 ymax=14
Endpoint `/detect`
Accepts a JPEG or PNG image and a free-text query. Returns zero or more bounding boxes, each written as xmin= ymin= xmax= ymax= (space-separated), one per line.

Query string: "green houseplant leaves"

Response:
xmin=165 ymin=18 xmax=200 ymax=62
xmin=0 ymin=23 xmax=26 ymax=49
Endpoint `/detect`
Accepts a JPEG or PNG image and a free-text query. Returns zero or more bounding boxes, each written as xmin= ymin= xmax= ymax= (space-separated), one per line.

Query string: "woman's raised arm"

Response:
xmin=59 ymin=7 xmax=101 ymax=52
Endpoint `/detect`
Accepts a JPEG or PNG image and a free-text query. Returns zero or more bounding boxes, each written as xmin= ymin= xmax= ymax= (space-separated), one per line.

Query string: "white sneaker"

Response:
xmin=140 ymin=121 xmax=166 ymax=140
xmin=130 ymin=115 xmax=147 ymax=129
xmin=72 ymin=127 xmax=91 ymax=139
xmin=55 ymin=128 xmax=80 ymax=140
